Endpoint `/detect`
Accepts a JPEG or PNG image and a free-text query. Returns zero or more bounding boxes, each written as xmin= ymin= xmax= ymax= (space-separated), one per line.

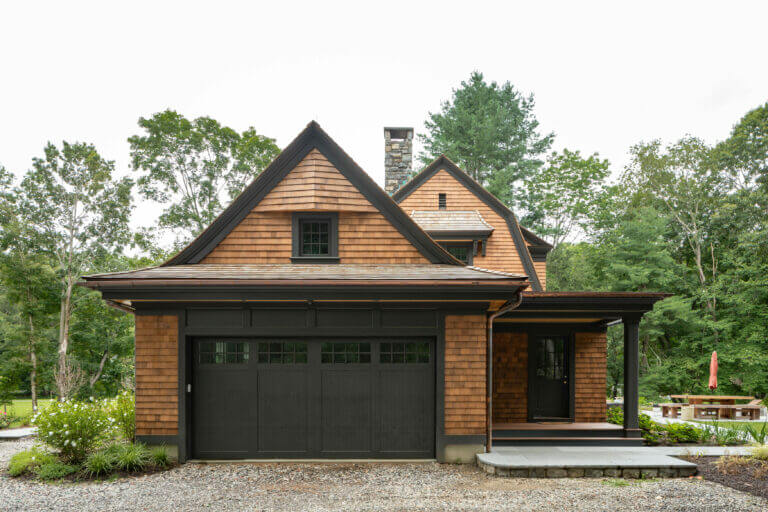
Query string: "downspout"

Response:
xmin=486 ymin=291 xmax=524 ymax=453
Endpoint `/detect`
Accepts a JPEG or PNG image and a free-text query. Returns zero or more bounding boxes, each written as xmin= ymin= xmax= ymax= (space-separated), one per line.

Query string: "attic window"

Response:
xmin=291 ymin=213 xmax=339 ymax=263
xmin=438 ymin=193 xmax=447 ymax=210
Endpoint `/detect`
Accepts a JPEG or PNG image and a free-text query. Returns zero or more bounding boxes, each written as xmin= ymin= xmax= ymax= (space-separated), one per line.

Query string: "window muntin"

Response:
xmin=199 ymin=341 xmax=249 ymax=364
xmin=380 ymin=342 xmax=430 ymax=363
xmin=300 ymin=220 xmax=330 ymax=256
xmin=257 ymin=342 xmax=308 ymax=364
xmin=445 ymin=245 xmax=470 ymax=264
xmin=321 ymin=342 xmax=371 ymax=364
xmin=536 ymin=337 xmax=566 ymax=380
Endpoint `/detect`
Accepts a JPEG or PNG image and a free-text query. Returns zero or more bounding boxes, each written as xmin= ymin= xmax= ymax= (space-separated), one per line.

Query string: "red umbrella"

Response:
xmin=708 ymin=351 xmax=718 ymax=390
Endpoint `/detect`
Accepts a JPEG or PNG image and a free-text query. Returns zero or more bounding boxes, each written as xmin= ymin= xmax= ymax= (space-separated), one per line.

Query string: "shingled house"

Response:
xmin=82 ymin=122 xmax=665 ymax=462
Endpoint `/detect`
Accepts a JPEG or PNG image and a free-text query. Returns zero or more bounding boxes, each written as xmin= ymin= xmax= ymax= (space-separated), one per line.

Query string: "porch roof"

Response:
xmin=495 ymin=291 xmax=671 ymax=325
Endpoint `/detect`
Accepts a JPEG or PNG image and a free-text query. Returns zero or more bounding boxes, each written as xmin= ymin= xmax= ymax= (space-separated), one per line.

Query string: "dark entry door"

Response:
xmin=192 ymin=338 xmax=435 ymax=459
xmin=530 ymin=336 xmax=571 ymax=420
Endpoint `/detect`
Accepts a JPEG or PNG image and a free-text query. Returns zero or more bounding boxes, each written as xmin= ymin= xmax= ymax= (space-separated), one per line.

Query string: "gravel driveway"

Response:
xmin=2 ymin=439 xmax=767 ymax=511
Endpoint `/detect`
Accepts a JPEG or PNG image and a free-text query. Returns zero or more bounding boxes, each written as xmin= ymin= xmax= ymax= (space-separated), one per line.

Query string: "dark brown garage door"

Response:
xmin=192 ymin=338 xmax=435 ymax=459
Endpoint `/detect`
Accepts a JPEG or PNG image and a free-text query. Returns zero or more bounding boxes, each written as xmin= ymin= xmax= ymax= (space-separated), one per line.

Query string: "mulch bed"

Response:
xmin=684 ymin=456 xmax=768 ymax=501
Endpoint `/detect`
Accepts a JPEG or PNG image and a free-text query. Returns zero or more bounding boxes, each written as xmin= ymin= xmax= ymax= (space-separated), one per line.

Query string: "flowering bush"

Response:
xmin=0 ymin=410 xmax=15 ymax=429
xmin=32 ymin=399 xmax=113 ymax=462
xmin=105 ymin=390 xmax=135 ymax=441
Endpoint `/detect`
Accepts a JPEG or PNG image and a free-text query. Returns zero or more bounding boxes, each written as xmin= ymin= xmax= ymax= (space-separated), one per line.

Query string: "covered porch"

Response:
xmin=488 ymin=292 xmax=668 ymax=448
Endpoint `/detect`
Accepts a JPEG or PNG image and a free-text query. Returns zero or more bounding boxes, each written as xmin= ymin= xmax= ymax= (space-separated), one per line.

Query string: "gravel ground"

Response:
xmin=2 ymin=439 xmax=768 ymax=512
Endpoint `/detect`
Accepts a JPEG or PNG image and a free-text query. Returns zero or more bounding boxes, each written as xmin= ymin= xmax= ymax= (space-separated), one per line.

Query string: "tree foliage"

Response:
xmin=419 ymin=72 xmax=553 ymax=211
xmin=128 ymin=109 xmax=280 ymax=243
xmin=548 ymin=105 xmax=768 ymax=398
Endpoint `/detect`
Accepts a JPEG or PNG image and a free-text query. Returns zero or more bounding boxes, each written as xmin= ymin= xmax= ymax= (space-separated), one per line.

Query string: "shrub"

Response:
xmin=84 ymin=450 xmax=114 ymax=477
xmin=664 ymin=423 xmax=704 ymax=444
xmin=106 ymin=391 xmax=135 ymax=441
xmin=34 ymin=461 xmax=79 ymax=481
xmin=0 ymin=410 xmax=15 ymax=429
xmin=8 ymin=447 xmax=57 ymax=477
xmin=113 ymin=443 xmax=151 ymax=472
xmin=150 ymin=446 xmax=170 ymax=468
xmin=31 ymin=399 xmax=113 ymax=462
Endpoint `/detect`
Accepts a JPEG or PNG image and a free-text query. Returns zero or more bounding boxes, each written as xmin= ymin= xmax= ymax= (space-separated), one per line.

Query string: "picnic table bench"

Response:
xmin=667 ymin=395 xmax=761 ymax=420
xmin=660 ymin=403 xmax=686 ymax=418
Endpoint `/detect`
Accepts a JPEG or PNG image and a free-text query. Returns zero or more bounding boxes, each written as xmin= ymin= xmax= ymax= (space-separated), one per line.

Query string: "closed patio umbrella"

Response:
xmin=708 ymin=351 xmax=718 ymax=390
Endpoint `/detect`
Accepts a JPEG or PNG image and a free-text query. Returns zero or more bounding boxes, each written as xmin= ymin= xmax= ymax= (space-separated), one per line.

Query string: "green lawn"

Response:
xmin=2 ymin=399 xmax=54 ymax=428
xmin=691 ymin=419 xmax=768 ymax=430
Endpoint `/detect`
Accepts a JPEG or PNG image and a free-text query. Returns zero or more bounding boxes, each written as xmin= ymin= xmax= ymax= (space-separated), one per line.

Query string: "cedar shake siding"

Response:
xmin=398 ymin=169 xmax=526 ymax=275
xmin=574 ymin=331 xmax=608 ymax=422
xmin=492 ymin=331 xmax=527 ymax=423
xmin=533 ymin=261 xmax=547 ymax=290
xmin=135 ymin=315 xmax=179 ymax=436
xmin=202 ymin=149 xmax=429 ymax=264
xmin=444 ymin=314 xmax=487 ymax=435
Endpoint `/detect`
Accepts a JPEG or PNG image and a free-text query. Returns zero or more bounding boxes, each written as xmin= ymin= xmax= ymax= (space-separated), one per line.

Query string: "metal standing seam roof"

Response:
xmin=409 ymin=210 xmax=494 ymax=233
xmin=81 ymin=264 xmax=527 ymax=282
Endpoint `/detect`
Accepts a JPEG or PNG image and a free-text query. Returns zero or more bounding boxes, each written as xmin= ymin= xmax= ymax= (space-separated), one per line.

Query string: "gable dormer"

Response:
xmin=165 ymin=122 xmax=460 ymax=267
xmin=393 ymin=155 xmax=551 ymax=290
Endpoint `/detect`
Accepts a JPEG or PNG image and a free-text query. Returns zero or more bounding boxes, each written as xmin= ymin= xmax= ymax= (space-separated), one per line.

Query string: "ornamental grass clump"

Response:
xmin=113 ymin=443 xmax=151 ymax=472
xmin=84 ymin=450 xmax=114 ymax=477
xmin=31 ymin=399 xmax=113 ymax=462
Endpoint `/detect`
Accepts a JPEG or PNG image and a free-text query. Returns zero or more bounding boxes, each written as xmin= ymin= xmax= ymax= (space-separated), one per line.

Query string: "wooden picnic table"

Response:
xmin=669 ymin=395 xmax=757 ymax=420
xmin=670 ymin=395 xmax=754 ymax=405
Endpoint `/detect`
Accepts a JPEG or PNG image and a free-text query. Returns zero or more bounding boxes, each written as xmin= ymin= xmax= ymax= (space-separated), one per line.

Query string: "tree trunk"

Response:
xmin=27 ymin=314 xmax=38 ymax=412
xmin=57 ymin=281 xmax=73 ymax=399
xmin=89 ymin=350 xmax=109 ymax=388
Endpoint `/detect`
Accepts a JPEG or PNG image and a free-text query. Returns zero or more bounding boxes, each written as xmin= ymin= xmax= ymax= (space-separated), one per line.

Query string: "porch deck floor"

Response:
xmin=493 ymin=422 xmax=622 ymax=431
xmin=477 ymin=446 xmax=697 ymax=478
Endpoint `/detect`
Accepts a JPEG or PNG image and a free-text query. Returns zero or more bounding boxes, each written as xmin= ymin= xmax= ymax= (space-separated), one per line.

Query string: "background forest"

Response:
xmin=1 ymin=72 xmax=766 ymax=408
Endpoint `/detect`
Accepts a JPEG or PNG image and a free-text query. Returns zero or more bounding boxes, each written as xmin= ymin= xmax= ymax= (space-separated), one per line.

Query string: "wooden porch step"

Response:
xmin=493 ymin=436 xmax=644 ymax=447
xmin=493 ymin=429 xmax=621 ymax=438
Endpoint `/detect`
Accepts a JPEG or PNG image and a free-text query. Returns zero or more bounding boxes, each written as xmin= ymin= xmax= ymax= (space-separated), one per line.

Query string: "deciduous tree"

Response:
xmin=128 ymin=110 xmax=280 ymax=243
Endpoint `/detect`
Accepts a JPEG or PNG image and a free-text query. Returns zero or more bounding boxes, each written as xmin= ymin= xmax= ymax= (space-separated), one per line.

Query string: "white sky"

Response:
xmin=1 ymin=1 xmax=767 ymax=234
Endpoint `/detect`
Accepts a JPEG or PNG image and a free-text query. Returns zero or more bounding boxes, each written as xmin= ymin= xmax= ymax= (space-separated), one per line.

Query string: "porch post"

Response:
xmin=622 ymin=315 xmax=641 ymax=437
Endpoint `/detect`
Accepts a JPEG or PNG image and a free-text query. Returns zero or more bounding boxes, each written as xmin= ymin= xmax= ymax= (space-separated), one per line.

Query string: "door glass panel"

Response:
xmin=536 ymin=337 xmax=565 ymax=380
xmin=380 ymin=342 xmax=430 ymax=364
xmin=257 ymin=341 xmax=308 ymax=364
xmin=199 ymin=340 xmax=249 ymax=364
xmin=321 ymin=342 xmax=371 ymax=364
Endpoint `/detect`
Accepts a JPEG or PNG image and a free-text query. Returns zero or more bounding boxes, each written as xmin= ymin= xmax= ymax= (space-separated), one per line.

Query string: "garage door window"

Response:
xmin=199 ymin=341 xmax=249 ymax=364
xmin=321 ymin=342 xmax=371 ymax=363
xmin=380 ymin=342 xmax=430 ymax=363
xmin=257 ymin=342 xmax=308 ymax=364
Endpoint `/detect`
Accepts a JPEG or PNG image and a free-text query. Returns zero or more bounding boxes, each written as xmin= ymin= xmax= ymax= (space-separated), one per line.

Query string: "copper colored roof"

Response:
xmin=409 ymin=210 xmax=494 ymax=234
xmin=83 ymin=264 xmax=527 ymax=282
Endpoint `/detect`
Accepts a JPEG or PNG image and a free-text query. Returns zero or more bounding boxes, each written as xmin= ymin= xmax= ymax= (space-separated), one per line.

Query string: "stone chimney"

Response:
xmin=384 ymin=127 xmax=413 ymax=195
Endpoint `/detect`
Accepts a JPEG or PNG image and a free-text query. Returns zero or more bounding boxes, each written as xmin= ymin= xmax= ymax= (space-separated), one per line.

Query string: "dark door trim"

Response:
xmin=526 ymin=332 xmax=575 ymax=422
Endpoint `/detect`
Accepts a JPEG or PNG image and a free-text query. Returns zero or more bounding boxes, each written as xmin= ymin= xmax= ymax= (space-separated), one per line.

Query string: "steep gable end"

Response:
xmin=256 ymin=149 xmax=377 ymax=212
xmin=393 ymin=156 xmax=543 ymax=290
xmin=166 ymin=122 xmax=459 ymax=266
xmin=202 ymin=149 xmax=430 ymax=264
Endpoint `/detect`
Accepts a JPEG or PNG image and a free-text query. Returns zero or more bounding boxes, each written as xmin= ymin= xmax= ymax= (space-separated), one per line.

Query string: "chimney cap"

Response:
xmin=384 ymin=127 xmax=413 ymax=140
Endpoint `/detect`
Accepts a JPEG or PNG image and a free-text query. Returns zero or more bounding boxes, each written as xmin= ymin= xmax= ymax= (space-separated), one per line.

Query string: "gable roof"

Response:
xmin=165 ymin=122 xmax=461 ymax=266
xmin=392 ymin=155 xmax=544 ymax=291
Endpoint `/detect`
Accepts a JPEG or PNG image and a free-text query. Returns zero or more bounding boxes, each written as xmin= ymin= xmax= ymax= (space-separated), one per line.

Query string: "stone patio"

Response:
xmin=477 ymin=445 xmax=699 ymax=478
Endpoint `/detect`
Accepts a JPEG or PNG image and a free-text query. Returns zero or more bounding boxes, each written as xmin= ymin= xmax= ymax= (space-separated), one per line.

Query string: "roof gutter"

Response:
xmin=486 ymin=292 xmax=524 ymax=453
